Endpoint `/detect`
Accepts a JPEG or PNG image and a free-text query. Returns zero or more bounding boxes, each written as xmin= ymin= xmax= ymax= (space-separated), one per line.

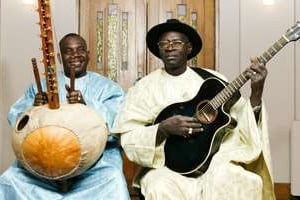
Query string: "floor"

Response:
xmin=274 ymin=183 xmax=300 ymax=200
xmin=129 ymin=183 xmax=298 ymax=200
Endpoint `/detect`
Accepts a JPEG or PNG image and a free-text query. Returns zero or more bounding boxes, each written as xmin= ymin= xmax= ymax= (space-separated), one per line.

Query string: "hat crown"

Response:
xmin=166 ymin=18 xmax=181 ymax=24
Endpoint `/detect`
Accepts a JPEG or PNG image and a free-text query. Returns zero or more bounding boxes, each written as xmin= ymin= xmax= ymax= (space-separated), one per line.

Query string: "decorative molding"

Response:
xmin=166 ymin=11 xmax=173 ymax=19
xmin=121 ymin=12 xmax=129 ymax=70
xmin=96 ymin=11 xmax=104 ymax=69
xmin=107 ymin=3 xmax=118 ymax=81
xmin=190 ymin=11 xmax=198 ymax=67
xmin=177 ymin=4 xmax=187 ymax=23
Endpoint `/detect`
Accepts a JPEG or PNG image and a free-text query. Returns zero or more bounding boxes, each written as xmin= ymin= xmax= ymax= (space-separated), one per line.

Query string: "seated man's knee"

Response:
xmin=139 ymin=168 xmax=188 ymax=199
xmin=140 ymin=169 xmax=170 ymax=196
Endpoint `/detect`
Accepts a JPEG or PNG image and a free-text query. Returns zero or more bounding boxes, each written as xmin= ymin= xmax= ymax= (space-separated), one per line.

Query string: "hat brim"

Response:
xmin=146 ymin=22 xmax=202 ymax=60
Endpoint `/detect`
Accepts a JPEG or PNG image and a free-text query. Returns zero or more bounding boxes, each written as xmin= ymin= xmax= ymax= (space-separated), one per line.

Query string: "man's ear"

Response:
xmin=57 ymin=53 xmax=62 ymax=64
xmin=187 ymin=42 xmax=192 ymax=54
xmin=86 ymin=50 xmax=90 ymax=59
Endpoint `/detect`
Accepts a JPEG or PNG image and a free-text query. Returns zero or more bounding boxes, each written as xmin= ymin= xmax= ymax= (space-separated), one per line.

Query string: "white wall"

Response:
xmin=1 ymin=0 xmax=298 ymax=184
xmin=295 ymin=0 xmax=300 ymax=120
xmin=218 ymin=0 xmax=299 ymax=183
xmin=0 ymin=0 xmax=77 ymax=173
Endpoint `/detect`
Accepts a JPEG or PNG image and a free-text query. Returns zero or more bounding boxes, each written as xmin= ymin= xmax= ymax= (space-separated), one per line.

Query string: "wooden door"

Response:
xmin=79 ymin=0 xmax=215 ymax=89
xmin=79 ymin=0 xmax=215 ymax=195
xmin=79 ymin=0 xmax=147 ymax=91
xmin=79 ymin=0 xmax=146 ymax=192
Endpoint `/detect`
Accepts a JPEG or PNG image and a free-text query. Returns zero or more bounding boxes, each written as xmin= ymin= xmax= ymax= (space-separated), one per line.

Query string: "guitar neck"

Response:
xmin=209 ymin=34 xmax=290 ymax=109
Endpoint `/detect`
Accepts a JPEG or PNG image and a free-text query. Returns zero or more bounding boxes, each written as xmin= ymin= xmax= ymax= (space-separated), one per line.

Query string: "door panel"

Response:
xmin=79 ymin=0 xmax=147 ymax=90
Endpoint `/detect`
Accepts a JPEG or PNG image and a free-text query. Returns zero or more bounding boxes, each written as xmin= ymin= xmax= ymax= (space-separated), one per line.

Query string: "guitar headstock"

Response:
xmin=285 ymin=21 xmax=300 ymax=42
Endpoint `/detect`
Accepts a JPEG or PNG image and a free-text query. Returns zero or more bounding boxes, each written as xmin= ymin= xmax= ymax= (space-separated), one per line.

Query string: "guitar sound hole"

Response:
xmin=196 ymin=101 xmax=218 ymax=124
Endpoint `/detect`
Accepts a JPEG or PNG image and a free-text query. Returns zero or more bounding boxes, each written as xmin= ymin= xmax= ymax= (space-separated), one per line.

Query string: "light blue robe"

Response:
xmin=0 ymin=71 xmax=130 ymax=200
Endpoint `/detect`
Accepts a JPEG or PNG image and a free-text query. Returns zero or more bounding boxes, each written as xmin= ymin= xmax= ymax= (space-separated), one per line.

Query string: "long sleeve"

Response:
xmin=115 ymin=82 xmax=165 ymax=168
xmin=207 ymin=97 xmax=275 ymax=199
xmin=83 ymin=79 xmax=124 ymax=130
xmin=226 ymin=98 xmax=272 ymax=165
xmin=7 ymin=84 xmax=41 ymax=128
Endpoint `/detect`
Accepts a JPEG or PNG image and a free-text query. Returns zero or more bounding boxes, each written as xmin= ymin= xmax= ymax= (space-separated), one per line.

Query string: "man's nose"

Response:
xmin=166 ymin=43 xmax=175 ymax=50
xmin=70 ymin=50 xmax=80 ymax=58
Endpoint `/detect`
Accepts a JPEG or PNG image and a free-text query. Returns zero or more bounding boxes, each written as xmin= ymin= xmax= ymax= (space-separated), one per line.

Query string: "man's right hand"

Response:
xmin=33 ymin=92 xmax=48 ymax=106
xmin=156 ymin=115 xmax=203 ymax=145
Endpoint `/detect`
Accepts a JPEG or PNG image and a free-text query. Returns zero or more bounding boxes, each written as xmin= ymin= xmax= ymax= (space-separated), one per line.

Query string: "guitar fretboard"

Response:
xmin=208 ymin=35 xmax=290 ymax=110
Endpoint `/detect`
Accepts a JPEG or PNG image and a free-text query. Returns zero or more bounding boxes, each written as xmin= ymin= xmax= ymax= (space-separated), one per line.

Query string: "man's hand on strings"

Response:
xmin=246 ymin=57 xmax=268 ymax=107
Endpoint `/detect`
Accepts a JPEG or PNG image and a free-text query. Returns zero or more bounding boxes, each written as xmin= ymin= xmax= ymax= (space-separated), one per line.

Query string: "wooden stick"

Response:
xmin=70 ymin=65 xmax=75 ymax=92
xmin=31 ymin=58 xmax=43 ymax=94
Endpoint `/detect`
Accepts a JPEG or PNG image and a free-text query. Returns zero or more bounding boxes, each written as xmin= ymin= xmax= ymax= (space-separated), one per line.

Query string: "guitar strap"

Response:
xmin=190 ymin=67 xmax=226 ymax=83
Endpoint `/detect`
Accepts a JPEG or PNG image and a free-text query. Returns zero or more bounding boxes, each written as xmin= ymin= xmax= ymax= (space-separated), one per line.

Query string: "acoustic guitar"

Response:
xmin=154 ymin=21 xmax=300 ymax=177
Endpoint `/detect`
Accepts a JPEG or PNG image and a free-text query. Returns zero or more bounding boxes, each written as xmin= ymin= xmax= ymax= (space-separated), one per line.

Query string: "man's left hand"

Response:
xmin=247 ymin=57 xmax=268 ymax=107
xmin=65 ymin=84 xmax=86 ymax=104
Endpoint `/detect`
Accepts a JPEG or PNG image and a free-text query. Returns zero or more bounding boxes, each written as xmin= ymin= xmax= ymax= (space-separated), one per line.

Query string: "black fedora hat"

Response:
xmin=146 ymin=18 xmax=202 ymax=60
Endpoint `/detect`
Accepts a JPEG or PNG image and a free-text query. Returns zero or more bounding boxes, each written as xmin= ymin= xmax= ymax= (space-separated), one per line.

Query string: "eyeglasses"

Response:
xmin=157 ymin=40 xmax=186 ymax=50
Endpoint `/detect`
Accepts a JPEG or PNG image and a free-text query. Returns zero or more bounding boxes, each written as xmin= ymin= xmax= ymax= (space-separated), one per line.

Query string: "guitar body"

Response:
xmin=154 ymin=78 xmax=240 ymax=176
